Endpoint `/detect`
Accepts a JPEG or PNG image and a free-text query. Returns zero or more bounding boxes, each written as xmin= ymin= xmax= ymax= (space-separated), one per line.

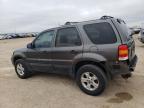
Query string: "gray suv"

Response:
xmin=11 ymin=16 xmax=137 ymax=96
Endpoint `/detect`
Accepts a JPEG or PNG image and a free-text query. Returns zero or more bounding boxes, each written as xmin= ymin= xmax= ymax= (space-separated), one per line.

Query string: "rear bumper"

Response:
xmin=110 ymin=55 xmax=138 ymax=76
xmin=129 ymin=55 xmax=138 ymax=71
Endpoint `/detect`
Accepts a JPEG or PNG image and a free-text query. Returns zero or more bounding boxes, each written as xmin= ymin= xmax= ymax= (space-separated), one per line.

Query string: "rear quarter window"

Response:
xmin=84 ymin=22 xmax=117 ymax=44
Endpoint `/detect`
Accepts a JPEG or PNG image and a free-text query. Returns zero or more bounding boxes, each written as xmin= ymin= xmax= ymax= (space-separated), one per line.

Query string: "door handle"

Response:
xmin=70 ymin=50 xmax=78 ymax=54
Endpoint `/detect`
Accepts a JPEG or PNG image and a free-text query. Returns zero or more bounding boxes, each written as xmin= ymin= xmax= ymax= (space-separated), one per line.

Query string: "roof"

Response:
xmin=64 ymin=15 xmax=114 ymax=26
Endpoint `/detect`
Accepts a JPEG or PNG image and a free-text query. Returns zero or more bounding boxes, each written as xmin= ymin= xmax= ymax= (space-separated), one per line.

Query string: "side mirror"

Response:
xmin=27 ymin=43 xmax=33 ymax=49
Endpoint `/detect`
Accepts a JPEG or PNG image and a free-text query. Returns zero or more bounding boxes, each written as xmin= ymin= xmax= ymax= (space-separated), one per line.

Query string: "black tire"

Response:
xmin=14 ymin=59 xmax=32 ymax=79
xmin=76 ymin=64 xmax=107 ymax=96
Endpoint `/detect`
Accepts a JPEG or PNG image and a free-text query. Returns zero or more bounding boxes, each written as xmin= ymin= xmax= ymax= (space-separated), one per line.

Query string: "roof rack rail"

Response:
xmin=100 ymin=15 xmax=114 ymax=20
xmin=65 ymin=22 xmax=79 ymax=25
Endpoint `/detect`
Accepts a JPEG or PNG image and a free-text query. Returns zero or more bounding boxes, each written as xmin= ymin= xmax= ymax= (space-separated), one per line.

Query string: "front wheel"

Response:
xmin=76 ymin=64 xmax=107 ymax=96
xmin=15 ymin=59 xmax=32 ymax=79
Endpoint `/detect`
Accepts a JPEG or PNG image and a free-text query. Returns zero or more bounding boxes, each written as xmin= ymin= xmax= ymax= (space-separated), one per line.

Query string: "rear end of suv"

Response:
xmin=11 ymin=16 xmax=137 ymax=96
xmin=111 ymin=18 xmax=137 ymax=72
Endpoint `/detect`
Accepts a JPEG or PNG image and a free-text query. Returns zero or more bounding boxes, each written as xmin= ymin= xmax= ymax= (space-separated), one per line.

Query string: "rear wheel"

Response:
xmin=76 ymin=64 xmax=107 ymax=96
xmin=15 ymin=59 xmax=32 ymax=79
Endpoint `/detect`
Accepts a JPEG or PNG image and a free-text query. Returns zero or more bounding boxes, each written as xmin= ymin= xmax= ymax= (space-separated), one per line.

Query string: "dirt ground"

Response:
xmin=0 ymin=35 xmax=144 ymax=108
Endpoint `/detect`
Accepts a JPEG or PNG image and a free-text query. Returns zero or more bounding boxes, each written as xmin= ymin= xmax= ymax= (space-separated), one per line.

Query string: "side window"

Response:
xmin=55 ymin=27 xmax=81 ymax=47
xmin=34 ymin=30 xmax=55 ymax=48
xmin=84 ymin=22 xmax=117 ymax=44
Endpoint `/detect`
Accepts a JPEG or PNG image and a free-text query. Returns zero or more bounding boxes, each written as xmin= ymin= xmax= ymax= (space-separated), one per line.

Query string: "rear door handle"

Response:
xmin=70 ymin=50 xmax=78 ymax=54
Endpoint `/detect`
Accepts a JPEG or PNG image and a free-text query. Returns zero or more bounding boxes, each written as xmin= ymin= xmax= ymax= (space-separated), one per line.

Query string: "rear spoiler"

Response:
xmin=100 ymin=15 xmax=126 ymax=24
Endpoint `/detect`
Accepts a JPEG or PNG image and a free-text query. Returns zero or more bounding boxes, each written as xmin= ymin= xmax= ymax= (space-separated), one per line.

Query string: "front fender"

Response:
xmin=11 ymin=52 xmax=26 ymax=65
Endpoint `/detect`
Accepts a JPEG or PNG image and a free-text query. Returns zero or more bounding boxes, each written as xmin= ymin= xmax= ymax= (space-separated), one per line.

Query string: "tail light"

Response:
xmin=118 ymin=45 xmax=128 ymax=61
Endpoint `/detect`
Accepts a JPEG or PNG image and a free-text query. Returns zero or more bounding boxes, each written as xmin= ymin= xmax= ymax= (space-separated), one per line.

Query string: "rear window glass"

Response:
xmin=117 ymin=19 xmax=131 ymax=41
xmin=84 ymin=22 xmax=117 ymax=44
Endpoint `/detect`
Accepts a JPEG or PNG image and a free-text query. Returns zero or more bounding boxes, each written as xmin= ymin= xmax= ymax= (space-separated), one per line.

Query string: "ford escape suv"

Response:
xmin=11 ymin=16 xmax=137 ymax=96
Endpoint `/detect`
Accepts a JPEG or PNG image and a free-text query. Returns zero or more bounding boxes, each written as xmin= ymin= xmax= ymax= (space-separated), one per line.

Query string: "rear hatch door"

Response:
xmin=113 ymin=19 xmax=135 ymax=62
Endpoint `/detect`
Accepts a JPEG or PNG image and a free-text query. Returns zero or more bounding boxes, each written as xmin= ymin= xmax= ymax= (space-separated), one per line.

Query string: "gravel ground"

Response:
xmin=0 ymin=35 xmax=144 ymax=108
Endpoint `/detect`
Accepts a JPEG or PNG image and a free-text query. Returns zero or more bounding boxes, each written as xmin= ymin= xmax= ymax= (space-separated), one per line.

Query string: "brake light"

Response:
xmin=118 ymin=45 xmax=128 ymax=61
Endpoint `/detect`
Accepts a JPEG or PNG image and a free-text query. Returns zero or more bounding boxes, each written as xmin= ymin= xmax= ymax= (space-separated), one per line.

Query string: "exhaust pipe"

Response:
xmin=129 ymin=67 xmax=134 ymax=71
xmin=121 ymin=73 xmax=132 ymax=79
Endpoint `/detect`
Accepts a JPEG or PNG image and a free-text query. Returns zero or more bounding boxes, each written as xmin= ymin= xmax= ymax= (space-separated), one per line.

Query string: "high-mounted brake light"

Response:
xmin=118 ymin=45 xmax=128 ymax=61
